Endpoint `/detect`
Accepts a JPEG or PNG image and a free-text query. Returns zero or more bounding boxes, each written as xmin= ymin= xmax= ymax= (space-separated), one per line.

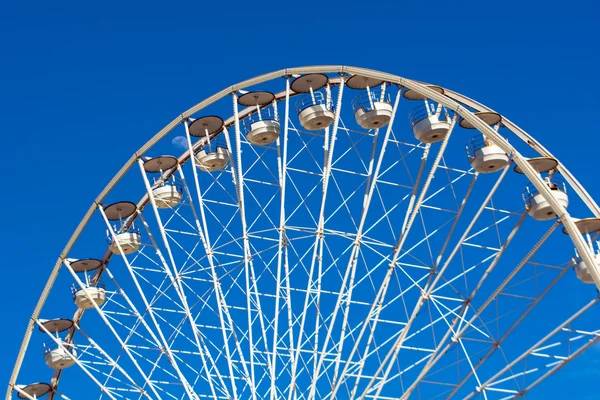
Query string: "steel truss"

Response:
xmin=8 ymin=67 xmax=600 ymax=400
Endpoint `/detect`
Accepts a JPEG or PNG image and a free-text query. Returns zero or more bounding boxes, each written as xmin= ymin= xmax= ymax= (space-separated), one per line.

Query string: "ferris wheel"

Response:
xmin=8 ymin=66 xmax=600 ymax=400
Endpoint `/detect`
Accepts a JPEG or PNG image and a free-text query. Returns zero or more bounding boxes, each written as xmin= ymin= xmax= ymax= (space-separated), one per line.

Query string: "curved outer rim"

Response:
xmin=8 ymin=65 xmax=600 ymax=399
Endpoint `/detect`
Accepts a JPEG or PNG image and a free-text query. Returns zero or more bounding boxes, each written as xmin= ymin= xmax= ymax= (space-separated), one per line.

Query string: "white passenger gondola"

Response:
xmin=292 ymin=74 xmax=335 ymax=131
xmin=143 ymin=155 xmax=182 ymax=208
xmin=69 ymin=258 xmax=106 ymax=310
xmin=523 ymin=179 xmax=569 ymax=220
xmin=562 ymin=218 xmax=600 ymax=284
xmin=39 ymin=319 xmax=77 ymax=370
xmin=188 ymin=116 xmax=230 ymax=172
xmin=405 ymin=85 xmax=451 ymax=143
xmin=347 ymin=75 xmax=393 ymax=129
xmin=517 ymin=157 xmax=568 ymax=220
xmin=103 ymin=201 xmax=142 ymax=254
xmin=239 ymin=91 xmax=280 ymax=145
xmin=461 ymin=112 xmax=510 ymax=173
xmin=466 ymin=135 xmax=510 ymax=173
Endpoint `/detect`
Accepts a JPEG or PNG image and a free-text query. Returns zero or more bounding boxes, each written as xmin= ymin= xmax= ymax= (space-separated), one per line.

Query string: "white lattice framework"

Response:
xmin=8 ymin=66 xmax=600 ymax=400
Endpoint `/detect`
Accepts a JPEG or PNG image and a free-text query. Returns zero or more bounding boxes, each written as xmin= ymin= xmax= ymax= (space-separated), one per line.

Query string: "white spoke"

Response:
xmin=138 ymin=161 xmax=225 ymax=399
xmin=99 ymin=206 xmax=196 ymax=400
xmin=178 ymin=134 xmax=249 ymax=399
xmin=37 ymin=320 xmax=118 ymax=400
xmin=289 ymin=78 xmax=345 ymax=400
xmin=357 ymin=115 xmax=460 ymax=400
xmin=64 ymin=260 xmax=163 ymax=399
xmin=271 ymin=77 xmax=294 ymax=400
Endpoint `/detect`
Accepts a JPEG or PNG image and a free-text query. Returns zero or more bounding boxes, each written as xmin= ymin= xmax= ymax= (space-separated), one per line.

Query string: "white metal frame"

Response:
xmin=8 ymin=66 xmax=600 ymax=400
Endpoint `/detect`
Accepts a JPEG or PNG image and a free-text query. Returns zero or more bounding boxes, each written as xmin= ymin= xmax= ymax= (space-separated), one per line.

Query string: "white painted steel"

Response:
xmin=137 ymin=160 xmax=226 ymax=399
xmin=63 ymin=259 xmax=163 ymax=399
xmin=36 ymin=320 xmax=118 ymax=400
xmin=100 ymin=205 xmax=197 ymax=400
xmin=270 ymin=77 xmax=292 ymax=400
xmin=183 ymin=120 xmax=253 ymax=399
xmin=9 ymin=66 xmax=600 ymax=400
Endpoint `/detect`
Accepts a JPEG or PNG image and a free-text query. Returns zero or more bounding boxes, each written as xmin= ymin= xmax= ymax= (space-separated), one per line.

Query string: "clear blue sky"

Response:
xmin=1 ymin=0 xmax=599 ymax=398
